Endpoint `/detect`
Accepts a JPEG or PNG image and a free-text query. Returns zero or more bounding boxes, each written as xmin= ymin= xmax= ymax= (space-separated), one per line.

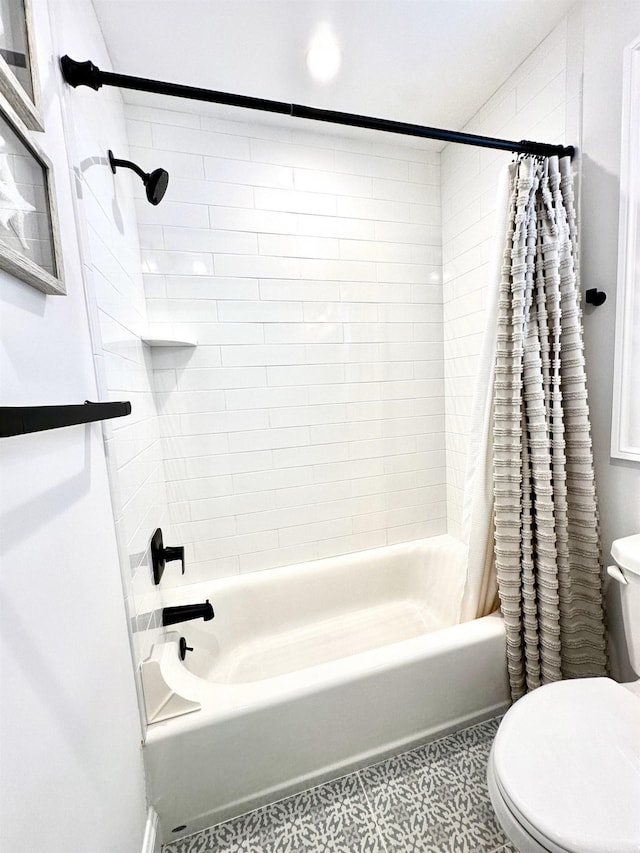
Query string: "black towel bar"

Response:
xmin=0 ymin=400 xmax=132 ymax=437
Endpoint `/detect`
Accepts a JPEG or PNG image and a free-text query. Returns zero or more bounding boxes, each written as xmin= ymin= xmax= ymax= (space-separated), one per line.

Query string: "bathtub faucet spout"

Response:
xmin=162 ymin=600 xmax=214 ymax=627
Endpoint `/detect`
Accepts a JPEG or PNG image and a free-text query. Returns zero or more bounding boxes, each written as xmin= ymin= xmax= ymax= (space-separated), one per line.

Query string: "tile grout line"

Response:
xmin=355 ymin=769 xmax=390 ymax=852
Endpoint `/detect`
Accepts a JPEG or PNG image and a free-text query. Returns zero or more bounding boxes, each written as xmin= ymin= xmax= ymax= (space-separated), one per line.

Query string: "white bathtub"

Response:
xmin=144 ymin=534 xmax=510 ymax=842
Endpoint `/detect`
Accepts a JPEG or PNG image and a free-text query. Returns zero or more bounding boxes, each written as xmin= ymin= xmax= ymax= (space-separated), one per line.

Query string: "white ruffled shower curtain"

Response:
xmin=458 ymin=166 xmax=510 ymax=624
xmin=462 ymin=155 xmax=608 ymax=701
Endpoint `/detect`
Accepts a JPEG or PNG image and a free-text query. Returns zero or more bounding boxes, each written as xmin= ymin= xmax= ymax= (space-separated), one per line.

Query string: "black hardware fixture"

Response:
xmin=60 ymin=56 xmax=575 ymax=160
xmin=0 ymin=400 xmax=131 ymax=438
xmin=151 ymin=527 xmax=185 ymax=584
xmin=585 ymin=288 xmax=607 ymax=307
xmin=179 ymin=637 xmax=193 ymax=660
xmin=108 ymin=149 xmax=169 ymax=205
xmin=162 ymin=600 xmax=214 ymax=627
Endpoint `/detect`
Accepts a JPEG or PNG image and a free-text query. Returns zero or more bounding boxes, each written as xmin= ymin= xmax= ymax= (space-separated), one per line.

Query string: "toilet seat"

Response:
xmin=490 ymin=677 xmax=640 ymax=853
xmin=488 ymin=752 xmax=569 ymax=853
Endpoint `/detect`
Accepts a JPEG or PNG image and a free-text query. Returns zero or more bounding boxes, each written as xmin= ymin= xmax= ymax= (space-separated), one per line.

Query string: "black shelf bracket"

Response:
xmin=0 ymin=400 xmax=132 ymax=437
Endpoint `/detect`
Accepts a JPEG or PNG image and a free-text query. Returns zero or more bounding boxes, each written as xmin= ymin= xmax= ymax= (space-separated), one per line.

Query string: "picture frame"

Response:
xmin=611 ymin=34 xmax=640 ymax=462
xmin=0 ymin=95 xmax=64 ymax=295
xmin=0 ymin=0 xmax=43 ymax=131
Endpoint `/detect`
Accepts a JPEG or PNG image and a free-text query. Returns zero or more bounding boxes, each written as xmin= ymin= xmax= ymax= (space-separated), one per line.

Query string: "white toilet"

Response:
xmin=487 ymin=534 xmax=640 ymax=853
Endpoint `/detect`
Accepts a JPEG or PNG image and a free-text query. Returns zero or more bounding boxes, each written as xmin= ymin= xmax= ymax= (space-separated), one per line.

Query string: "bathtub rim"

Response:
xmin=145 ymin=609 xmax=505 ymax=742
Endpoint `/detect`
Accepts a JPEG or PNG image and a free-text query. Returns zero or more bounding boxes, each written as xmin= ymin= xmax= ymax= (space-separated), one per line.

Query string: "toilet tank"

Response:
xmin=611 ymin=534 xmax=640 ymax=675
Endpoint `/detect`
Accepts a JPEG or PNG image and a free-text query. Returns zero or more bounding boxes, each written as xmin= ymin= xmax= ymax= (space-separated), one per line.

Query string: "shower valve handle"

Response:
xmin=151 ymin=528 xmax=185 ymax=584
xmin=163 ymin=545 xmax=185 ymax=573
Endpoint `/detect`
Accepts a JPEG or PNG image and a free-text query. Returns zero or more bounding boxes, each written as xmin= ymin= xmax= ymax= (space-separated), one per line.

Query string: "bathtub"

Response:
xmin=144 ymin=534 xmax=510 ymax=842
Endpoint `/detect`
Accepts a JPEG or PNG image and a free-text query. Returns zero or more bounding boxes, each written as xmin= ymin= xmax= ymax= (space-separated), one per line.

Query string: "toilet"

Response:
xmin=487 ymin=535 xmax=640 ymax=853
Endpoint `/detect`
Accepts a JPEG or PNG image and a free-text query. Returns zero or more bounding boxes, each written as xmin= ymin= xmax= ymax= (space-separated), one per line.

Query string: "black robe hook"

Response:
xmin=585 ymin=288 xmax=606 ymax=307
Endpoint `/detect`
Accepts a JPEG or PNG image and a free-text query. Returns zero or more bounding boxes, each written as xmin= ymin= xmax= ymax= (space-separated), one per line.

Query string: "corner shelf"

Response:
xmin=142 ymin=327 xmax=197 ymax=348
xmin=142 ymin=336 xmax=198 ymax=348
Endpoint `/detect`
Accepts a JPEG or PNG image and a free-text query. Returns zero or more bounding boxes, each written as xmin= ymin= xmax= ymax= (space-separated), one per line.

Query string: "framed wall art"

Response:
xmin=611 ymin=34 xmax=640 ymax=462
xmin=0 ymin=0 xmax=42 ymax=131
xmin=0 ymin=96 xmax=64 ymax=294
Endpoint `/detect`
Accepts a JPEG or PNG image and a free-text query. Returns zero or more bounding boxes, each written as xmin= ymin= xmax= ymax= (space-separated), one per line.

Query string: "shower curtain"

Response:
xmin=492 ymin=155 xmax=608 ymax=701
xmin=458 ymin=166 xmax=510 ymax=624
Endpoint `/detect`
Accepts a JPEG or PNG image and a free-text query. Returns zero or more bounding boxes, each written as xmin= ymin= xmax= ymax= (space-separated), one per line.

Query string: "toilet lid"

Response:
xmin=492 ymin=678 xmax=640 ymax=853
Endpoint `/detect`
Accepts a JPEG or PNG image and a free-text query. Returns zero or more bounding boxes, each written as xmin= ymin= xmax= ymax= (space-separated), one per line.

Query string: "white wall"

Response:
xmin=128 ymin=107 xmax=447 ymax=581
xmin=52 ymin=0 xmax=172 ymax=701
xmin=441 ymin=17 xmax=575 ymax=537
xmin=580 ymin=0 xmax=640 ymax=679
xmin=0 ymin=0 xmax=148 ymax=850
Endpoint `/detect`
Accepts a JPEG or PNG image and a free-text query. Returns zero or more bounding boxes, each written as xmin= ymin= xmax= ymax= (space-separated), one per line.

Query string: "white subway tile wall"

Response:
xmin=441 ymin=18 xmax=571 ymax=537
xmin=127 ymin=106 xmax=446 ymax=580
xmin=64 ymin=70 xmax=171 ymax=699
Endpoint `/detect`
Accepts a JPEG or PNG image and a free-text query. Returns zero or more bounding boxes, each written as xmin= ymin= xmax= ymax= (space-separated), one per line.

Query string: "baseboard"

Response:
xmin=141 ymin=808 xmax=160 ymax=853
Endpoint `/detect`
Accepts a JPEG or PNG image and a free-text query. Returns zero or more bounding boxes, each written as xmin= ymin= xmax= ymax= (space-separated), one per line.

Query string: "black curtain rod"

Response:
xmin=60 ymin=56 xmax=574 ymax=160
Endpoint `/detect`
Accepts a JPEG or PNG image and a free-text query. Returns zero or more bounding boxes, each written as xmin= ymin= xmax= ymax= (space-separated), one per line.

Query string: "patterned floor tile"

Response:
xmin=162 ymin=717 xmax=507 ymax=853
xmin=162 ymin=800 xmax=300 ymax=853
xmin=164 ymin=774 xmax=383 ymax=853
xmin=276 ymin=775 xmax=384 ymax=852
xmin=359 ymin=719 xmax=508 ymax=853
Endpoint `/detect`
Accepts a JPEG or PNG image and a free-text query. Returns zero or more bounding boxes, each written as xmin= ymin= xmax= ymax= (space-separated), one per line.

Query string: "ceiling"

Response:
xmin=92 ymin=0 xmax=576 ymax=136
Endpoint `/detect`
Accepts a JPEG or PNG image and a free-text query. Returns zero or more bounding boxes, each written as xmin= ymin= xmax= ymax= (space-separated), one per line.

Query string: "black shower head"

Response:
xmin=108 ymin=150 xmax=169 ymax=205
xmin=145 ymin=167 xmax=169 ymax=205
